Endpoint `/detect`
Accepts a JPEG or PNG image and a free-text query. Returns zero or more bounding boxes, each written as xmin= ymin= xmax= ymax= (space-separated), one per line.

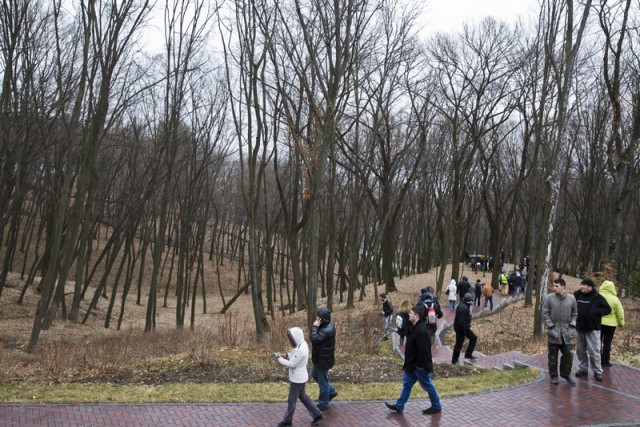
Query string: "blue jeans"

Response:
xmin=484 ymin=295 xmax=493 ymax=311
xmin=312 ymin=365 xmax=336 ymax=408
xmin=395 ymin=368 xmax=441 ymax=412
xmin=448 ymin=299 xmax=456 ymax=309
xmin=383 ymin=314 xmax=393 ymax=338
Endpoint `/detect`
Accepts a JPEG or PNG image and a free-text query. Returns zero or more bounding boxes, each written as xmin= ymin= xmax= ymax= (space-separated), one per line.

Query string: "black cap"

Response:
xmin=581 ymin=278 xmax=595 ymax=287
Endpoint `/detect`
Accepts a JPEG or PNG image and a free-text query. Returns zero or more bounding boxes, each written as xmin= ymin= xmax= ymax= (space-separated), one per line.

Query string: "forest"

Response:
xmin=0 ymin=0 xmax=639 ymax=351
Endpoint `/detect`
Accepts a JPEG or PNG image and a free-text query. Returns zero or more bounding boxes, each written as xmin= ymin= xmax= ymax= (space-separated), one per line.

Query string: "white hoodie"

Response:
xmin=278 ymin=327 xmax=309 ymax=384
xmin=447 ymin=279 xmax=457 ymax=302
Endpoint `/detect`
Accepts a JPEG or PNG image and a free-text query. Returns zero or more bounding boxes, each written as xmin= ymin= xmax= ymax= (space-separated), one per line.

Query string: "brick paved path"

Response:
xmin=2 ymin=293 xmax=640 ymax=427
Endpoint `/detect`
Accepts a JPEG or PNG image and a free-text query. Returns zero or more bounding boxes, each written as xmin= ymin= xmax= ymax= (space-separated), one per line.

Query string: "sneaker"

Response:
xmin=329 ymin=391 xmax=338 ymax=401
xmin=277 ymin=422 xmax=293 ymax=427
xmin=595 ymin=373 xmax=604 ymax=381
xmin=316 ymin=404 xmax=329 ymax=412
xmin=602 ymin=362 xmax=613 ymax=367
xmin=574 ymin=370 xmax=587 ymax=377
xmin=385 ymin=402 xmax=402 ymax=413
xmin=311 ymin=414 xmax=324 ymax=426
xmin=550 ymin=377 xmax=559 ymax=385
xmin=561 ymin=375 xmax=576 ymax=385
xmin=464 ymin=355 xmax=477 ymax=360
xmin=422 ymin=406 xmax=442 ymax=415
xmin=451 ymin=360 xmax=459 ymax=365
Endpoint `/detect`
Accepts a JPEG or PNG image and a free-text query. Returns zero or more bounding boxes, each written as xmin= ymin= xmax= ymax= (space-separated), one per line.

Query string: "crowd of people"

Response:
xmin=275 ymin=274 xmax=625 ymax=425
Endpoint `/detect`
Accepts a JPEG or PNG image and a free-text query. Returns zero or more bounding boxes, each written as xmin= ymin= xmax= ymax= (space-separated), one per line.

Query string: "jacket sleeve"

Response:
xmin=570 ymin=297 xmax=577 ymax=327
xmin=616 ymin=300 xmax=625 ymax=327
xmin=435 ymin=300 xmax=443 ymax=319
xmin=597 ymin=296 xmax=612 ymax=317
xmin=541 ymin=296 xmax=553 ymax=328
xmin=311 ymin=325 xmax=329 ymax=344
xmin=278 ymin=348 xmax=304 ymax=369
xmin=416 ymin=329 xmax=432 ymax=367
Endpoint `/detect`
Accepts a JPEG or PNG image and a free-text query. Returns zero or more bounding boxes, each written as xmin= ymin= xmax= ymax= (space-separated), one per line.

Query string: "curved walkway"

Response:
xmin=2 ymin=293 xmax=640 ymax=426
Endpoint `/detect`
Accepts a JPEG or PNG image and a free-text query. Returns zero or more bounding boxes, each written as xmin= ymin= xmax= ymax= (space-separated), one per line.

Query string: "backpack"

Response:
xmin=423 ymin=294 xmax=437 ymax=325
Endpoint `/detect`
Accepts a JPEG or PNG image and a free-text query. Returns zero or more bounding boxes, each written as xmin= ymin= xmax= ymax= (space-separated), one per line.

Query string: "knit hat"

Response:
xmin=581 ymin=278 xmax=595 ymax=287
xmin=463 ymin=293 xmax=474 ymax=303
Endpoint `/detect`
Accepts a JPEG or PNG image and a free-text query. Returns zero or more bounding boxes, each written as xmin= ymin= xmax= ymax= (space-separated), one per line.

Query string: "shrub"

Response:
xmin=626 ymin=261 xmax=640 ymax=298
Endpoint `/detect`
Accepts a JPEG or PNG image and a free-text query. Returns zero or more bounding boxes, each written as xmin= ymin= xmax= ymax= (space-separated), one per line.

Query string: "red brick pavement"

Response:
xmin=2 ymin=363 xmax=639 ymax=427
xmin=2 ymin=292 xmax=639 ymax=427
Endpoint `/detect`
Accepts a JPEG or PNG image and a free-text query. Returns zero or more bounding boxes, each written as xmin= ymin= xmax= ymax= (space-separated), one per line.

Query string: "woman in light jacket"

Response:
xmin=276 ymin=327 xmax=324 ymax=426
xmin=599 ymin=280 xmax=624 ymax=367
xmin=446 ymin=279 xmax=457 ymax=310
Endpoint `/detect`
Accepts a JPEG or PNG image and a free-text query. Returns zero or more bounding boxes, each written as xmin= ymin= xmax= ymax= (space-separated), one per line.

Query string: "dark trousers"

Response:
xmin=451 ymin=327 xmax=477 ymax=363
xmin=600 ymin=325 xmax=616 ymax=365
xmin=282 ymin=382 xmax=322 ymax=423
xmin=548 ymin=342 xmax=573 ymax=378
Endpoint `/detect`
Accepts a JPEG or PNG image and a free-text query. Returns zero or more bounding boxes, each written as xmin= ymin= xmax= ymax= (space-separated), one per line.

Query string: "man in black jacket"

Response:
xmin=451 ymin=293 xmax=477 ymax=364
xmin=385 ymin=305 xmax=442 ymax=415
xmin=457 ymin=276 xmax=471 ymax=301
xmin=311 ymin=307 xmax=337 ymax=411
xmin=574 ymin=278 xmax=611 ymax=381
xmin=380 ymin=293 xmax=394 ymax=340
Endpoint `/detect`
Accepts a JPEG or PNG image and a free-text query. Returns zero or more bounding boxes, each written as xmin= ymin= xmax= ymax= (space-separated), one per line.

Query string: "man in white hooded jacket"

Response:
xmin=277 ymin=327 xmax=324 ymax=426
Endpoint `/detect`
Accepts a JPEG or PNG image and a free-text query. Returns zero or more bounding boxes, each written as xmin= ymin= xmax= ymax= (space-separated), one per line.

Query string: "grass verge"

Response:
xmin=0 ymin=367 xmax=539 ymax=404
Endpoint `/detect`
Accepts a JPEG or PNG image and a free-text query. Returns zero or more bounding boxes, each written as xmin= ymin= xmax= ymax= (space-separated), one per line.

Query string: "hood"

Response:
xmin=288 ymin=327 xmax=305 ymax=346
xmin=317 ymin=307 xmax=332 ymax=324
xmin=599 ymin=280 xmax=617 ymax=297
xmin=449 ymin=279 xmax=456 ymax=286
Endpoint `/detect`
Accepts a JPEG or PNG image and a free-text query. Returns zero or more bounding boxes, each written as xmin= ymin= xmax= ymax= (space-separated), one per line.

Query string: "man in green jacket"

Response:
xmin=542 ymin=278 xmax=577 ymax=385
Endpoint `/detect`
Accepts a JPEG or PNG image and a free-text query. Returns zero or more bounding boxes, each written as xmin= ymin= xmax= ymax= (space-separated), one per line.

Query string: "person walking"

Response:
xmin=451 ymin=293 xmax=477 ymax=364
xmin=574 ymin=278 xmax=611 ymax=381
xmin=311 ymin=307 xmax=338 ymax=411
xmin=385 ymin=305 xmax=442 ymax=415
xmin=499 ymin=271 xmax=508 ymax=296
xmin=420 ymin=286 xmax=443 ymax=346
xmin=457 ymin=276 xmax=471 ymax=302
xmin=542 ymin=278 xmax=577 ymax=385
xmin=482 ymin=281 xmax=494 ymax=311
xmin=394 ymin=300 xmax=411 ymax=353
xmin=380 ymin=293 xmax=394 ymax=341
xmin=473 ymin=279 xmax=482 ymax=306
xmin=276 ymin=327 xmax=324 ymax=426
xmin=446 ymin=279 xmax=457 ymax=310
xmin=599 ymin=280 xmax=625 ymax=367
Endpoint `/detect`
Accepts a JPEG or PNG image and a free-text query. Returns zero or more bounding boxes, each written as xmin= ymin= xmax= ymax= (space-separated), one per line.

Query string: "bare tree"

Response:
xmin=534 ymin=0 xmax=593 ymax=336
xmin=28 ymin=0 xmax=152 ymax=351
xmin=597 ymin=0 xmax=639 ymax=282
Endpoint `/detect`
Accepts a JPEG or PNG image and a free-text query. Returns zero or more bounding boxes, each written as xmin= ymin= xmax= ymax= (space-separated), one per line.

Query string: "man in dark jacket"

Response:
xmin=311 ymin=307 xmax=337 ymax=411
xmin=457 ymin=276 xmax=471 ymax=301
xmin=574 ymin=278 xmax=611 ymax=381
xmin=380 ymin=293 xmax=394 ymax=340
xmin=385 ymin=305 xmax=442 ymax=415
xmin=451 ymin=293 xmax=477 ymax=364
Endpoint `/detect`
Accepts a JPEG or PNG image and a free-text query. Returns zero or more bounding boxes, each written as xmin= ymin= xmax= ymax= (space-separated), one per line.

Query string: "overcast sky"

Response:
xmin=422 ymin=0 xmax=540 ymax=34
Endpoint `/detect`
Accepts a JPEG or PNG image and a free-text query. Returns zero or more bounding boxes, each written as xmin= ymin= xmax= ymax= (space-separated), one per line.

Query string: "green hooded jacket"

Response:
xmin=599 ymin=280 xmax=624 ymax=327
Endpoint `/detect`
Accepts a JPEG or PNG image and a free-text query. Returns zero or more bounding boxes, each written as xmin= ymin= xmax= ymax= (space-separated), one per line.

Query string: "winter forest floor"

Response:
xmin=0 ymin=264 xmax=638 ymax=389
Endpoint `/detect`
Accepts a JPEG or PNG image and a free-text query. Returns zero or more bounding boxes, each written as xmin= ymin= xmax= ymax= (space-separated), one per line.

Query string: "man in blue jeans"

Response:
xmin=311 ymin=307 xmax=337 ymax=411
xmin=385 ymin=305 xmax=442 ymax=415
